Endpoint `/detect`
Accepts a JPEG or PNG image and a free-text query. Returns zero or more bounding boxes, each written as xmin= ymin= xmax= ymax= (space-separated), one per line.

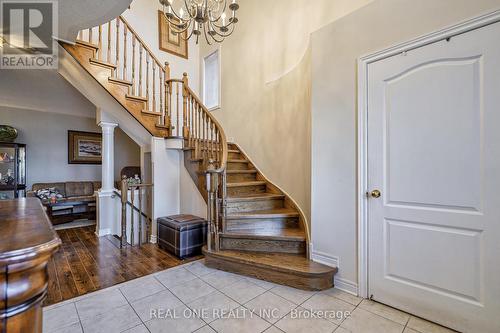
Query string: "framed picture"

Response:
xmin=68 ymin=131 xmax=102 ymax=164
xmin=158 ymin=10 xmax=188 ymax=59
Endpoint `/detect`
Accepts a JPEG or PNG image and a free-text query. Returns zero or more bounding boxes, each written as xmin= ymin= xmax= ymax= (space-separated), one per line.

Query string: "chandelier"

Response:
xmin=159 ymin=0 xmax=239 ymax=44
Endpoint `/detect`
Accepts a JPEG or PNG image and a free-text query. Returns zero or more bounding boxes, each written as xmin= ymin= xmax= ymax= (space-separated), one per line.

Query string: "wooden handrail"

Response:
xmin=185 ymin=85 xmax=227 ymax=174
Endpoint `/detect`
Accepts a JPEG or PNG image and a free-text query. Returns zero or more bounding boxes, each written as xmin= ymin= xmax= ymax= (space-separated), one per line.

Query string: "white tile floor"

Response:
xmin=43 ymin=260 xmax=458 ymax=333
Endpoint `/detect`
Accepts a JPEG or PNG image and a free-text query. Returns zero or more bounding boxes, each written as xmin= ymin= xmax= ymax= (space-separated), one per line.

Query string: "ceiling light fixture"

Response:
xmin=159 ymin=0 xmax=239 ymax=44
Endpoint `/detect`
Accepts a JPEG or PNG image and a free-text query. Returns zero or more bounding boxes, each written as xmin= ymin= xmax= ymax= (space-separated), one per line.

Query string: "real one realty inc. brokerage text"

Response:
xmin=149 ymin=307 xmax=352 ymax=321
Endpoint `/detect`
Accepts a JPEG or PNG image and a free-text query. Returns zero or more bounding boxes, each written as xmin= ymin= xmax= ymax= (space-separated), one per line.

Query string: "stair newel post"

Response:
xmin=222 ymin=169 xmax=227 ymax=234
xmin=207 ymin=159 xmax=219 ymax=251
xmin=138 ymin=186 xmax=143 ymax=247
xmin=206 ymin=171 xmax=213 ymax=251
xmin=214 ymin=172 xmax=220 ymax=251
xmin=130 ymin=185 xmax=135 ymax=246
xmin=160 ymin=69 xmax=164 ymax=126
xmin=182 ymin=73 xmax=189 ymax=140
xmin=176 ymin=82 xmax=180 ymax=137
xmin=164 ymin=62 xmax=171 ymax=131
xmin=120 ymin=175 xmax=128 ymax=248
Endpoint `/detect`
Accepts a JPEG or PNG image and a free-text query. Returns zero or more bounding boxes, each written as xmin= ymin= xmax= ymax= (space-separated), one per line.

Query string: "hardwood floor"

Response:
xmin=44 ymin=225 xmax=202 ymax=306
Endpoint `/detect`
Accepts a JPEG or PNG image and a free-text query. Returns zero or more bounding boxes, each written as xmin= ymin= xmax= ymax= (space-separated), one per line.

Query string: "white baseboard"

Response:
xmin=334 ymin=277 xmax=359 ymax=296
xmin=150 ymin=235 xmax=158 ymax=244
xmin=310 ymin=245 xmax=360 ymax=296
xmin=311 ymin=250 xmax=339 ymax=268
xmin=97 ymin=228 xmax=111 ymax=237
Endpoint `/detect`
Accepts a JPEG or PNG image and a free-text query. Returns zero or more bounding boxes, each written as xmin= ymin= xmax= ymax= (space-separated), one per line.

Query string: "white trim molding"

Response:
xmin=96 ymin=228 xmax=111 ymax=237
xmin=356 ymin=9 xmax=500 ymax=299
xmin=310 ymin=245 xmax=359 ymax=295
xmin=311 ymin=250 xmax=339 ymax=268
xmin=334 ymin=278 xmax=358 ymax=296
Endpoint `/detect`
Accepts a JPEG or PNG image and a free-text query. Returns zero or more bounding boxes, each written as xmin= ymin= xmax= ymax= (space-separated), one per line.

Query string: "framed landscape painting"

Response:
xmin=68 ymin=131 xmax=102 ymax=164
xmin=158 ymin=10 xmax=188 ymax=59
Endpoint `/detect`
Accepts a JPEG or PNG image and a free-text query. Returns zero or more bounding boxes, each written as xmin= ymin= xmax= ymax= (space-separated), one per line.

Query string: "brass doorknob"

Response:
xmin=370 ymin=190 xmax=381 ymax=198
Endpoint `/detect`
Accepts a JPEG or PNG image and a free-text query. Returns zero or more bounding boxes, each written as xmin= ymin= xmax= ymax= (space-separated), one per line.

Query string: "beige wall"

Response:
xmin=123 ymin=0 xmax=200 ymax=93
xmin=200 ymin=0 xmax=372 ymax=223
xmin=311 ymin=0 xmax=500 ymax=291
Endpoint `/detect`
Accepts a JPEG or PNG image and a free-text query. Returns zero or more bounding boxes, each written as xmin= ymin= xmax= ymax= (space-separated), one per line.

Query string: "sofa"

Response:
xmin=28 ymin=181 xmax=101 ymax=224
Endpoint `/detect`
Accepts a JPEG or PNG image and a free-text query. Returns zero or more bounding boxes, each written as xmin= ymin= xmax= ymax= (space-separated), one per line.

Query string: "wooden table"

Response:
xmin=46 ymin=200 xmax=96 ymax=225
xmin=0 ymin=198 xmax=61 ymax=333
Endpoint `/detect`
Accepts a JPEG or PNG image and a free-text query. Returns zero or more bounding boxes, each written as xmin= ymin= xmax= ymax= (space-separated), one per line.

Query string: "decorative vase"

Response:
xmin=0 ymin=125 xmax=18 ymax=142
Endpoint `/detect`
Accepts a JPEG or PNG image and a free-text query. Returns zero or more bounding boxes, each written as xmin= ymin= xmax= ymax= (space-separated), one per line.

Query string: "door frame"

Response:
xmin=356 ymin=9 xmax=500 ymax=299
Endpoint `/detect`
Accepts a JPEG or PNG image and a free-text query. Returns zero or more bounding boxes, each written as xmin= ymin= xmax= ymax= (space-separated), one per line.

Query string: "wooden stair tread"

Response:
xmin=108 ymin=77 xmax=133 ymax=86
xmin=222 ymin=228 xmax=305 ymax=241
xmin=227 ymin=193 xmax=285 ymax=202
xmin=76 ymin=40 xmax=99 ymax=50
xmin=141 ymin=110 xmax=162 ymax=117
xmin=155 ymin=124 xmax=170 ymax=129
xmin=89 ymin=58 xmax=117 ymax=69
xmin=203 ymin=247 xmax=336 ymax=276
xmin=226 ymin=169 xmax=257 ymax=174
xmin=125 ymin=94 xmax=148 ymax=102
xmin=227 ymin=208 xmax=299 ymax=219
xmin=228 ymin=159 xmax=248 ymax=163
xmin=226 ymin=181 xmax=266 ymax=187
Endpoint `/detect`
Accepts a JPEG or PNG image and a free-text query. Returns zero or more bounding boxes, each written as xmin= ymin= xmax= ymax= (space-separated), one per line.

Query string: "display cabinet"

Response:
xmin=0 ymin=142 xmax=26 ymax=199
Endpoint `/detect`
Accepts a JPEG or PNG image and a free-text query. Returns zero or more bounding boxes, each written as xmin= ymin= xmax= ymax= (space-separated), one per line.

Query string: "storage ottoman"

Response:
xmin=157 ymin=214 xmax=207 ymax=259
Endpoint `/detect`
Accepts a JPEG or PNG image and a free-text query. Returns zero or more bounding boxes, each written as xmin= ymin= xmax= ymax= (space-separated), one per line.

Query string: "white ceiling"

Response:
xmin=0 ymin=69 xmax=96 ymax=118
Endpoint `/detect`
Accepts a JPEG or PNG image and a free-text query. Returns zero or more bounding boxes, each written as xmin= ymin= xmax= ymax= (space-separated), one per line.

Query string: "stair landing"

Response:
xmin=203 ymin=246 xmax=337 ymax=291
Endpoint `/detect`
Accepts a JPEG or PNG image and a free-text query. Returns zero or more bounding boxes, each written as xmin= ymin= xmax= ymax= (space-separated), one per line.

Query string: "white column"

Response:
xmin=99 ymin=121 xmax=118 ymax=192
xmin=96 ymin=121 xmax=118 ymax=237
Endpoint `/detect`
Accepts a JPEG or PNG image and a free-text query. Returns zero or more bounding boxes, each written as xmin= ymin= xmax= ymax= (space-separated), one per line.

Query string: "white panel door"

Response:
xmin=367 ymin=22 xmax=500 ymax=333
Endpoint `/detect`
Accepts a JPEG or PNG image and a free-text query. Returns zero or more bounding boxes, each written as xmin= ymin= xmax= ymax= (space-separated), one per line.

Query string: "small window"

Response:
xmin=203 ymin=49 xmax=221 ymax=110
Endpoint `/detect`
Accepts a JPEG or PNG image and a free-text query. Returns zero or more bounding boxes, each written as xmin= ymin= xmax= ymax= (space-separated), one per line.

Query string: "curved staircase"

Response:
xmin=60 ymin=15 xmax=337 ymax=291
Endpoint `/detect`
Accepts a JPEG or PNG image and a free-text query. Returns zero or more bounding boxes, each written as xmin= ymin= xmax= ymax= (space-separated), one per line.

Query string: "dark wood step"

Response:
xmin=228 ymin=150 xmax=241 ymax=159
xmin=203 ymin=247 xmax=336 ymax=291
xmin=227 ymin=208 xmax=299 ymax=219
xmin=220 ymin=230 xmax=306 ymax=254
xmin=226 ymin=169 xmax=257 ymax=182
xmin=226 ymin=193 xmax=285 ymax=213
xmin=227 ymin=159 xmax=250 ymax=170
xmin=226 ymin=181 xmax=266 ymax=196
xmin=226 ymin=208 xmax=300 ymax=231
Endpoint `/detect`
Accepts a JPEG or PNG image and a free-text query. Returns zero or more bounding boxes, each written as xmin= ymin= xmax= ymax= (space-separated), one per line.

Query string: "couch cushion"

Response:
xmin=65 ymin=182 xmax=94 ymax=197
xmin=32 ymin=183 xmax=66 ymax=197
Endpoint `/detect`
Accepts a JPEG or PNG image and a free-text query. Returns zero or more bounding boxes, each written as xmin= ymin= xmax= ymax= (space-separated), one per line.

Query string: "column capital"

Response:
xmin=98 ymin=121 xmax=118 ymax=130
